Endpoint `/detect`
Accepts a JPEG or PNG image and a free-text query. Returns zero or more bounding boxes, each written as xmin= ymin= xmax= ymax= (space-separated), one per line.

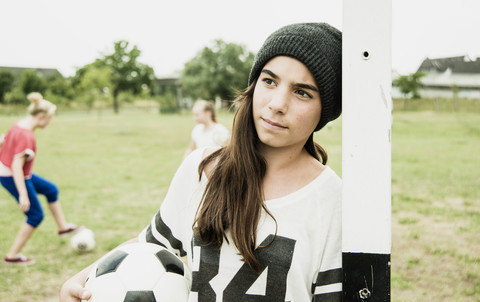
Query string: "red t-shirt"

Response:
xmin=0 ymin=124 xmax=36 ymax=177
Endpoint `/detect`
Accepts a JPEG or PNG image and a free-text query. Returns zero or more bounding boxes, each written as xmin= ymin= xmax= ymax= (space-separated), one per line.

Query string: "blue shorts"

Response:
xmin=0 ymin=173 xmax=59 ymax=228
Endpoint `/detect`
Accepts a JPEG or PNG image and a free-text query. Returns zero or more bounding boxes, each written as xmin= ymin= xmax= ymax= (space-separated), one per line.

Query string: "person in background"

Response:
xmin=183 ymin=100 xmax=230 ymax=160
xmin=0 ymin=92 xmax=78 ymax=265
xmin=61 ymin=22 xmax=342 ymax=301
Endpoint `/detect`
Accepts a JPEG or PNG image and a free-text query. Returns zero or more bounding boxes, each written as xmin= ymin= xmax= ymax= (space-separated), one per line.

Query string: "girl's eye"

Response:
xmin=296 ymin=89 xmax=312 ymax=99
xmin=262 ymin=78 xmax=276 ymax=86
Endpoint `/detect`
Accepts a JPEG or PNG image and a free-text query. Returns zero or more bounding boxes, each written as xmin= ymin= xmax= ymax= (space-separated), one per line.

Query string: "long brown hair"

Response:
xmin=193 ymin=79 xmax=328 ymax=272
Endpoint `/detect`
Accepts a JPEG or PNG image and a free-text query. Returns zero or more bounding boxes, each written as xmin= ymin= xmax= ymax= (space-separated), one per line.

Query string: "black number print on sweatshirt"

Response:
xmin=190 ymin=234 xmax=296 ymax=301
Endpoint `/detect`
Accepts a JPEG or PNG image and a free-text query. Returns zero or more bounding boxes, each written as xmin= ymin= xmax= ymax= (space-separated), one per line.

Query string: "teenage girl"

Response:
xmin=1 ymin=92 xmax=77 ymax=265
xmin=183 ymin=100 xmax=230 ymax=160
xmin=61 ymin=22 xmax=342 ymax=301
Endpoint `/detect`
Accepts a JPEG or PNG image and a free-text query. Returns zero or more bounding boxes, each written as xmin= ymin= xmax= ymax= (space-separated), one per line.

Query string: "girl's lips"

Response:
xmin=262 ymin=118 xmax=287 ymax=129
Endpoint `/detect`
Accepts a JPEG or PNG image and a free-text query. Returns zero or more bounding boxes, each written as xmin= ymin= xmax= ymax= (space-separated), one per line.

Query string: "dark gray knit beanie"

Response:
xmin=248 ymin=23 xmax=342 ymax=131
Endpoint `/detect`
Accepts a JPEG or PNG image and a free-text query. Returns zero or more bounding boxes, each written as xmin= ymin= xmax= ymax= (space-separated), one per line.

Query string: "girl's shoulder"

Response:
xmin=3 ymin=124 xmax=34 ymax=142
xmin=192 ymin=123 xmax=205 ymax=133
xmin=201 ymin=147 xmax=220 ymax=179
xmin=202 ymin=146 xmax=219 ymax=159
xmin=8 ymin=123 xmax=33 ymax=134
xmin=181 ymin=147 xmax=219 ymax=178
xmin=214 ymin=123 xmax=229 ymax=131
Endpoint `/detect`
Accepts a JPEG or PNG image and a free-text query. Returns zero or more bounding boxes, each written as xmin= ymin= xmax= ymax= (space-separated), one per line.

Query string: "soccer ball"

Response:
xmin=82 ymin=242 xmax=190 ymax=302
xmin=70 ymin=228 xmax=95 ymax=252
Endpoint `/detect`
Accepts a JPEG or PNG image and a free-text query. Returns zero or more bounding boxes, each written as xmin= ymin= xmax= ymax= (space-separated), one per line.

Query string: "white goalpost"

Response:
xmin=342 ymin=0 xmax=392 ymax=300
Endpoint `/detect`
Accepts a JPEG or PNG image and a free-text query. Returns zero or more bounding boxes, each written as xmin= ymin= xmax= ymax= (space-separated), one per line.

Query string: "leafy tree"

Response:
xmin=45 ymin=73 xmax=75 ymax=106
xmin=71 ymin=64 xmax=89 ymax=88
xmin=182 ymin=40 xmax=254 ymax=104
xmin=94 ymin=40 xmax=155 ymax=113
xmin=77 ymin=65 xmax=113 ymax=109
xmin=0 ymin=69 xmax=15 ymax=103
xmin=19 ymin=70 xmax=47 ymax=96
xmin=393 ymin=71 xmax=425 ymax=109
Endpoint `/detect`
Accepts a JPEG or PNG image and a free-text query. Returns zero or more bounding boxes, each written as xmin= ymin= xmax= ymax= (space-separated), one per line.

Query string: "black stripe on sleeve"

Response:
xmin=153 ymin=211 xmax=187 ymax=257
xmin=314 ymin=267 xmax=342 ymax=287
xmin=311 ymin=268 xmax=342 ymax=299
xmin=145 ymin=225 xmax=167 ymax=249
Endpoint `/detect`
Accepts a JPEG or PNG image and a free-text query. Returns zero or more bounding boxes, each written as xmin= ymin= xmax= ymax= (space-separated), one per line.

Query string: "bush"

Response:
xmin=4 ymin=87 xmax=27 ymax=105
xmin=117 ymin=91 xmax=135 ymax=104
xmin=157 ymin=92 xmax=179 ymax=113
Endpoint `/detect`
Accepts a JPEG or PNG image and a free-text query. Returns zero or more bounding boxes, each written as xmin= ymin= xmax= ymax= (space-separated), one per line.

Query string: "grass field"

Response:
xmin=0 ymin=108 xmax=478 ymax=301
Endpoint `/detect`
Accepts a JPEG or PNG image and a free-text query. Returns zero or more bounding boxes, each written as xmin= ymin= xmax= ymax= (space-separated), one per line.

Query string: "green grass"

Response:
xmin=390 ymin=111 xmax=480 ymax=301
xmin=0 ymin=108 xmax=479 ymax=301
xmin=0 ymin=109 xmax=215 ymax=301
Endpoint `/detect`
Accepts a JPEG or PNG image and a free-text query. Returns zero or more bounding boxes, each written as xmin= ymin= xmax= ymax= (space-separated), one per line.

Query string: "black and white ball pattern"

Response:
xmin=83 ymin=242 xmax=190 ymax=302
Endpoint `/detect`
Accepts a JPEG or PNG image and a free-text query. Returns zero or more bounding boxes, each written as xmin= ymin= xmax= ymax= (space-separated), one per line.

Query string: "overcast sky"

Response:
xmin=0 ymin=0 xmax=478 ymax=77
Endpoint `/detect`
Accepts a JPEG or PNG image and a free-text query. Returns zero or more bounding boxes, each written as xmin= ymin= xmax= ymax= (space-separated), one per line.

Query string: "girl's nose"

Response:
xmin=268 ymin=87 xmax=289 ymax=114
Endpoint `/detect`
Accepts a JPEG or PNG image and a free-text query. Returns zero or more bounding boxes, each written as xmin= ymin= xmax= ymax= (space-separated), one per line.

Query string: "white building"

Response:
xmin=417 ymin=56 xmax=480 ymax=99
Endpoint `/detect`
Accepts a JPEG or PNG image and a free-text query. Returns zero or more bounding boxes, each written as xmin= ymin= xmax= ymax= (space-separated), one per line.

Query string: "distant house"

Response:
xmin=416 ymin=56 xmax=480 ymax=99
xmin=0 ymin=66 xmax=62 ymax=78
xmin=155 ymin=75 xmax=184 ymax=108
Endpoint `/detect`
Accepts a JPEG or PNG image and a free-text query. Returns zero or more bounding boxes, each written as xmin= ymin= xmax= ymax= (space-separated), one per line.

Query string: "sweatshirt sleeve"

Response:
xmin=212 ymin=124 xmax=230 ymax=146
xmin=138 ymin=148 xmax=205 ymax=258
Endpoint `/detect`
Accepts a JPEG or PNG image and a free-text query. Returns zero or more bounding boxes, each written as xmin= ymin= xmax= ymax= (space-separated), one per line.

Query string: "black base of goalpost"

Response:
xmin=342 ymin=252 xmax=391 ymax=301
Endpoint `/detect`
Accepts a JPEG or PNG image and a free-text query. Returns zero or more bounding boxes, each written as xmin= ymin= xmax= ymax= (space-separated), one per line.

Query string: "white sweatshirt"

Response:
xmin=139 ymin=148 xmax=342 ymax=301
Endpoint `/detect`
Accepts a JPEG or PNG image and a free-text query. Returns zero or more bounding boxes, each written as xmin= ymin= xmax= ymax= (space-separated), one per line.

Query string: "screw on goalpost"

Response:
xmin=343 ymin=253 xmax=391 ymax=301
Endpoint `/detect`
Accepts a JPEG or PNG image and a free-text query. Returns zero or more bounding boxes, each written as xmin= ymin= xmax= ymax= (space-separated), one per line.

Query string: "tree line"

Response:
xmin=1 ymin=38 xmax=428 ymax=114
xmin=0 ymin=40 xmax=255 ymax=113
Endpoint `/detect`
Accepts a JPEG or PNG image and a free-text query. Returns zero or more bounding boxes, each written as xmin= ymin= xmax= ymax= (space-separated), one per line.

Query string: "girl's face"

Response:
xmin=193 ymin=104 xmax=210 ymax=124
xmin=252 ymin=56 xmax=321 ymax=150
xmin=36 ymin=112 xmax=54 ymax=129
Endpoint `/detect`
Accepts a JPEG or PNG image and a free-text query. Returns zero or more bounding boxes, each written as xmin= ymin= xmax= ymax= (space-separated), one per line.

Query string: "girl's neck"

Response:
xmin=17 ymin=116 xmax=37 ymax=131
xmin=202 ymin=119 xmax=216 ymax=130
xmin=261 ymin=146 xmax=324 ymax=201
xmin=261 ymin=144 xmax=308 ymax=173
